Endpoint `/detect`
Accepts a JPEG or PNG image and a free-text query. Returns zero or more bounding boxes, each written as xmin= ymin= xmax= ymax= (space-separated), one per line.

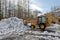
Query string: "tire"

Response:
xmin=30 ymin=25 xmax=35 ymax=29
xmin=39 ymin=24 xmax=46 ymax=31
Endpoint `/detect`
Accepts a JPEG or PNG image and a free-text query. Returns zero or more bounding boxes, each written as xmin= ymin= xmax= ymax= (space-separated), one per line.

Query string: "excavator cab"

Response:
xmin=37 ymin=16 xmax=46 ymax=31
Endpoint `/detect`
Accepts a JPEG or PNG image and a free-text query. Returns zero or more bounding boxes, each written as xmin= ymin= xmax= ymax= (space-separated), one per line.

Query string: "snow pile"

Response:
xmin=47 ymin=24 xmax=60 ymax=29
xmin=0 ymin=17 xmax=27 ymax=35
xmin=51 ymin=24 xmax=60 ymax=28
xmin=46 ymin=24 xmax=60 ymax=32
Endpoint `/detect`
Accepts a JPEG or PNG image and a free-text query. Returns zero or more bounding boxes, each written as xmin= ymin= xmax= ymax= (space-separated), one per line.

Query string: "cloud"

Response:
xmin=30 ymin=4 xmax=43 ymax=12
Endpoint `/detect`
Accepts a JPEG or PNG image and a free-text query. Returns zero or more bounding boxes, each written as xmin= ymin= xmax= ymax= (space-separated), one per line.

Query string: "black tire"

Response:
xmin=39 ymin=24 xmax=46 ymax=31
xmin=30 ymin=25 xmax=35 ymax=29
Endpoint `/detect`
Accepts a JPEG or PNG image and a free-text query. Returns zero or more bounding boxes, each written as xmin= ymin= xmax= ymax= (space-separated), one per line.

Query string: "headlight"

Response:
xmin=27 ymin=23 xmax=32 ymax=26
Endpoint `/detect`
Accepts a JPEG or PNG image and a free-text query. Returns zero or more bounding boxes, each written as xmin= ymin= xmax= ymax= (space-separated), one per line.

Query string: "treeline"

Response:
xmin=0 ymin=0 xmax=34 ymax=20
xmin=0 ymin=0 xmax=41 ymax=20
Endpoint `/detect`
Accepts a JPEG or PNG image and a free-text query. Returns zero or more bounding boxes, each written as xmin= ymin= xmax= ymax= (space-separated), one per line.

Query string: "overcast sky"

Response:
xmin=10 ymin=0 xmax=60 ymax=13
xmin=30 ymin=0 xmax=60 ymax=13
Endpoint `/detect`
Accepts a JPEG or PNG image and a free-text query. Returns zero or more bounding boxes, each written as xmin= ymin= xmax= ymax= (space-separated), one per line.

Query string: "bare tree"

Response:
xmin=18 ymin=0 xmax=22 ymax=18
xmin=17 ymin=0 xmax=29 ymax=19
xmin=0 ymin=0 xmax=3 ymax=20
xmin=33 ymin=10 xmax=41 ymax=19
xmin=0 ymin=0 xmax=1 ymax=14
xmin=27 ymin=0 xmax=29 ymax=18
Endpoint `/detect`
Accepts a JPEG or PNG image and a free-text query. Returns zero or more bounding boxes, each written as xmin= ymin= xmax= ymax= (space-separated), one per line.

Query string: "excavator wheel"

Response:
xmin=30 ymin=25 xmax=35 ymax=29
xmin=39 ymin=24 xmax=46 ymax=31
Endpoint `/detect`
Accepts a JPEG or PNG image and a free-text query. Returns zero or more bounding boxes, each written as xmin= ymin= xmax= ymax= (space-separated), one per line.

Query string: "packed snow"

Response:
xmin=46 ymin=24 xmax=60 ymax=32
xmin=0 ymin=17 xmax=60 ymax=40
xmin=0 ymin=17 xmax=28 ymax=35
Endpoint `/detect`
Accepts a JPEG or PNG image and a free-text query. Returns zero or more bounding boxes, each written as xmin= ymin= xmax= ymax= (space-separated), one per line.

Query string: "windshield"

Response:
xmin=41 ymin=16 xmax=46 ymax=23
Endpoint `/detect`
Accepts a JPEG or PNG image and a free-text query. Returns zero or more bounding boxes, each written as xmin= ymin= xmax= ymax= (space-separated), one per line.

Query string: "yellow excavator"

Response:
xmin=24 ymin=15 xmax=51 ymax=31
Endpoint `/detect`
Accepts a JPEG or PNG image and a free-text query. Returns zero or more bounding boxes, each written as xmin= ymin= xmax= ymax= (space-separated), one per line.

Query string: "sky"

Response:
xmin=30 ymin=0 xmax=60 ymax=13
xmin=10 ymin=0 xmax=60 ymax=13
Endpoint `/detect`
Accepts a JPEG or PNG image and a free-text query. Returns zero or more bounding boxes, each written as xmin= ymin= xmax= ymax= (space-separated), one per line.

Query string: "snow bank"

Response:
xmin=46 ymin=24 xmax=60 ymax=32
xmin=47 ymin=24 xmax=60 ymax=28
xmin=0 ymin=17 xmax=27 ymax=35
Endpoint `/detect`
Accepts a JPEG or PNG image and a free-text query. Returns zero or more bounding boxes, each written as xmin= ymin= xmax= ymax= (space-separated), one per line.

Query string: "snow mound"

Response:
xmin=46 ymin=24 xmax=60 ymax=32
xmin=47 ymin=24 xmax=60 ymax=28
xmin=0 ymin=17 xmax=27 ymax=35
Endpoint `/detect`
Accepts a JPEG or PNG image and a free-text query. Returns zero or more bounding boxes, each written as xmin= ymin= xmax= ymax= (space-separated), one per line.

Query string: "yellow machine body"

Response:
xmin=24 ymin=15 xmax=51 ymax=29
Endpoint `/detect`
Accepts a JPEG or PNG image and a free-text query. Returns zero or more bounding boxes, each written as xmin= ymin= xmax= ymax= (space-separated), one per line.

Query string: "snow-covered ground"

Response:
xmin=46 ymin=24 xmax=60 ymax=32
xmin=0 ymin=17 xmax=60 ymax=40
xmin=0 ymin=31 xmax=60 ymax=40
